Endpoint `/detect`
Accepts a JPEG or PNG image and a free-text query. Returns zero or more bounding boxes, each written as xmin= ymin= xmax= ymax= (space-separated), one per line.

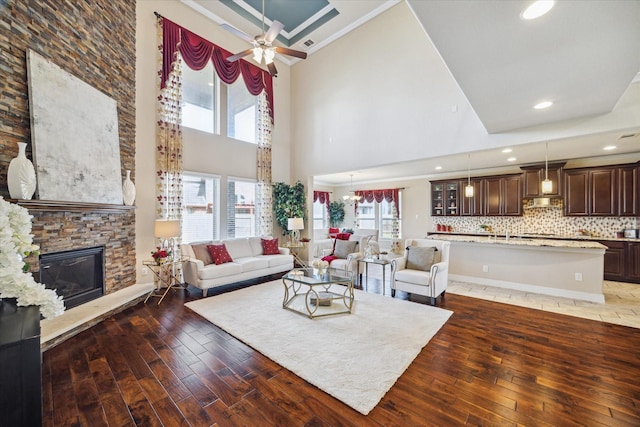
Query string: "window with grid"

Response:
xmin=182 ymin=172 xmax=220 ymax=243
xmin=181 ymin=61 xmax=217 ymax=134
xmin=313 ymin=200 xmax=328 ymax=229
xmin=356 ymin=196 xmax=401 ymax=239
xmin=227 ymin=178 xmax=258 ymax=238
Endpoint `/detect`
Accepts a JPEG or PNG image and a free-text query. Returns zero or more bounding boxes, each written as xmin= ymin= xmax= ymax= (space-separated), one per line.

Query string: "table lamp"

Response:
xmin=155 ymin=219 xmax=180 ymax=257
xmin=287 ymin=218 xmax=304 ymax=245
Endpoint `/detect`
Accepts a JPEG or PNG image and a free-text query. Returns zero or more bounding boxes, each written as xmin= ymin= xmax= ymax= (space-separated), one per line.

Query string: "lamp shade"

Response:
xmin=154 ymin=219 xmax=180 ymax=238
xmin=287 ymin=218 xmax=304 ymax=231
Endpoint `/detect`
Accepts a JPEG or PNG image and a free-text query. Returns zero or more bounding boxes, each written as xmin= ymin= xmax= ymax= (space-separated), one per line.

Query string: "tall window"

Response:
xmin=313 ymin=200 xmax=328 ymax=229
xmin=182 ymin=172 xmax=220 ymax=243
xmin=356 ymin=197 xmax=402 ymax=239
xmin=227 ymin=178 xmax=257 ymax=238
xmin=181 ymin=61 xmax=217 ymax=133
xmin=227 ymin=79 xmax=257 ymax=143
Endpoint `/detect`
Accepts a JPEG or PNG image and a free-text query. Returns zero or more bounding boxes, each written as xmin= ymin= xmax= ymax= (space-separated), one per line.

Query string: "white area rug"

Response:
xmin=185 ymin=280 xmax=452 ymax=415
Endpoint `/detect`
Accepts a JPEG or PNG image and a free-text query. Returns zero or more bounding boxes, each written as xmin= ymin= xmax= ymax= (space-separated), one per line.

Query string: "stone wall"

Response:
xmin=0 ymin=0 xmax=137 ymax=293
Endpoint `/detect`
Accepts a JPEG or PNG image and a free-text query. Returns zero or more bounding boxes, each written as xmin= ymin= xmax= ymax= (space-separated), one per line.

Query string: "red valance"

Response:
xmin=161 ymin=18 xmax=274 ymax=123
xmin=355 ymin=189 xmax=401 ymax=217
xmin=313 ymin=191 xmax=330 ymax=205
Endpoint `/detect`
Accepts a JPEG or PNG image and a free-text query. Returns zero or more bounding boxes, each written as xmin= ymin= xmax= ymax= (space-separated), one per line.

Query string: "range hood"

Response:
xmin=528 ymin=197 xmax=551 ymax=208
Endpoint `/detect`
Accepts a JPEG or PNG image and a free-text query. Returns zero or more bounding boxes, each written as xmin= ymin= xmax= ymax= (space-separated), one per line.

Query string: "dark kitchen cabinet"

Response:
xmin=521 ymin=163 xmax=563 ymax=198
xmin=483 ymin=175 xmax=522 ymax=216
xmin=599 ymin=240 xmax=640 ymax=284
xmin=618 ymin=165 xmax=638 ymax=216
xmin=600 ymin=240 xmax=627 ymax=281
xmin=564 ymin=167 xmax=617 ymax=216
xmin=459 ymin=178 xmax=483 ymax=216
xmin=431 ymin=181 xmax=459 ymax=216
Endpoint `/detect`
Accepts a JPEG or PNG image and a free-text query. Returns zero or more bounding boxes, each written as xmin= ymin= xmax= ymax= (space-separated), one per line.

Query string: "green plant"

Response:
xmin=328 ymin=200 xmax=345 ymax=228
xmin=273 ymin=181 xmax=306 ymax=233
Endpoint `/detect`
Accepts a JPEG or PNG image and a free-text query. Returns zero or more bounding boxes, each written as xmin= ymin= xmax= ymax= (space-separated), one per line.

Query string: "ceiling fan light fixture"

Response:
xmin=263 ymin=47 xmax=275 ymax=64
xmin=252 ymin=47 xmax=263 ymax=63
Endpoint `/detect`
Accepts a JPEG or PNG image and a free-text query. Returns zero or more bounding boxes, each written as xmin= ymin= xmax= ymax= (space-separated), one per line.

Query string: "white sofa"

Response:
xmin=181 ymin=237 xmax=294 ymax=296
xmin=390 ymin=238 xmax=450 ymax=305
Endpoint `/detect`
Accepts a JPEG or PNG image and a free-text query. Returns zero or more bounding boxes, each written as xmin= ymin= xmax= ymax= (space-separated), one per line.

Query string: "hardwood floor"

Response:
xmin=42 ymin=277 xmax=640 ymax=426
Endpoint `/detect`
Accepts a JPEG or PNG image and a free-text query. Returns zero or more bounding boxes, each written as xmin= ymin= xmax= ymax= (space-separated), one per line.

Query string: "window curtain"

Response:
xmin=156 ymin=18 xmax=183 ymax=222
xmin=355 ymin=189 xmax=402 ymax=251
xmin=159 ymin=17 xmax=275 ymax=236
xmin=313 ymin=191 xmax=331 ymax=214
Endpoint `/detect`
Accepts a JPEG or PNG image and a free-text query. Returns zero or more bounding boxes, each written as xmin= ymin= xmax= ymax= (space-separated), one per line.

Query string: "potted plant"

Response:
xmin=273 ymin=181 xmax=306 ymax=234
xmin=328 ymin=200 xmax=345 ymax=228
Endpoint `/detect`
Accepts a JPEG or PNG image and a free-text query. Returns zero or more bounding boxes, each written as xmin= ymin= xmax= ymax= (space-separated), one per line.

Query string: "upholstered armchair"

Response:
xmin=319 ymin=238 xmax=363 ymax=281
xmin=390 ymin=239 xmax=450 ymax=305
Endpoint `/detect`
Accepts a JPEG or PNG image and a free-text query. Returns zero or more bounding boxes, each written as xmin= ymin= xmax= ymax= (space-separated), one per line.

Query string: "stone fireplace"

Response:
xmin=39 ymin=246 xmax=105 ymax=310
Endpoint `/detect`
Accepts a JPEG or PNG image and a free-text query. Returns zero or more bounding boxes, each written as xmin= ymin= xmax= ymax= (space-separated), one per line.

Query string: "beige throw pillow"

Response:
xmin=333 ymin=239 xmax=358 ymax=259
xmin=406 ymin=246 xmax=437 ymax=271
xmin=192 ymin=244 xmax=214 ymax=265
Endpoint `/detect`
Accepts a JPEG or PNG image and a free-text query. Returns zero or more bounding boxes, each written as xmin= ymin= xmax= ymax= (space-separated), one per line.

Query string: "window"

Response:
xmin=313 ymin=200 xmax=328 ymax=229
xmin=356 ymin=196 xmax=402 ymax=239
xmin=227 ymin=79 xmax=257 ymax=143
xmin=227 ymin=178 xmax=257 ymax=238
xmin=182 ymin=173 xmax=220 ymax=243
xmin=181 ymin=61 xmax=217 ymax=133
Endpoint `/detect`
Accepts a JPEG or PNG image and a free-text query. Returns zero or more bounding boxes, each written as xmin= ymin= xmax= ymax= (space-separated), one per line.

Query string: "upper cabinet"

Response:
xmin=483 ymin=174 xmax=522 ymax=216
xmin=618 ymin=165 xmax=638 ymax=216
xmin=431 ymin=181 xmax=459 ymax=216
xmin=459 ymin=178 xmax=483 ymax=216
xmin=521 ymin=163 xmax=564 ymax=198
xmin=564 ymin=167 xmax=617 ymax=216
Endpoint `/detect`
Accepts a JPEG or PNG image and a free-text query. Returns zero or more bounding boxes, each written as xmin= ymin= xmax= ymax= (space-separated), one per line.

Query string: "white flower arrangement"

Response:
xmin=0 ymin=196 xmax=65 ymax=319
xmin=312 ymin=259 xmax=329 ymax=270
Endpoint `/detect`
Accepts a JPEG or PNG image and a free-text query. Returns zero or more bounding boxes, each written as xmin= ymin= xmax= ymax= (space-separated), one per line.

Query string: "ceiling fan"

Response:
xmin=221 ymin=0 xmax=307 ymax=77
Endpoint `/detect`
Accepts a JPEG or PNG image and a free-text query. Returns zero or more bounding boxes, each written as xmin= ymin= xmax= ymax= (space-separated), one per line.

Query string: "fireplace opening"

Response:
xmin=39 ymin=246 xmax=105 ymax=310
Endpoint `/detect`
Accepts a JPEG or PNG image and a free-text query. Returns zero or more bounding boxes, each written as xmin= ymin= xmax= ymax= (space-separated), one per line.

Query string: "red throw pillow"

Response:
xmin=261 ymin=238 xmax=280 ymax=255
xmin=336 ymin=233 xmax=351 ymax=240
xmin=207 ymin=244 xmax=233 ymax=265
xmin=321 ymin=255 xmax=337 ymax=264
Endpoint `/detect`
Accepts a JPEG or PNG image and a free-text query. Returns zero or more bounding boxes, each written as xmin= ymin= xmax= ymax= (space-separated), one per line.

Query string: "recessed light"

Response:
xmin=603 ymin=145 xmax=617 ymax=151
xmin=534 ymin=101 xmax=553 ymax=110
xmin=521 ymin=0 xmax=555 ymax=20
xmin=435 ymin=166 xmax=442 ymax=170
xmin=507 ymin=157 xmax=517 ymax=162
xmin=501 ymin=148 xmax=513 ymax=153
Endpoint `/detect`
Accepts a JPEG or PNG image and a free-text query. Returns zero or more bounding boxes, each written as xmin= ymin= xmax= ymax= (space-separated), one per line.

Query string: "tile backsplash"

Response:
xmin=434 ymin=198 xmax=639 ymax=239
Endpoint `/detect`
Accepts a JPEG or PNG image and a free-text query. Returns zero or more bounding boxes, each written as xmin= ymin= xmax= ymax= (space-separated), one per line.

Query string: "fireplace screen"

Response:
xmin=39 ymin=246 xmax=105 ymax=310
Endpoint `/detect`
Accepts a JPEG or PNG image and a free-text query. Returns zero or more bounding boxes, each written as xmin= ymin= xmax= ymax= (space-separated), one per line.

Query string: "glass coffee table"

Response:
xmin=282 ymin=268 xmax=354 ymax=319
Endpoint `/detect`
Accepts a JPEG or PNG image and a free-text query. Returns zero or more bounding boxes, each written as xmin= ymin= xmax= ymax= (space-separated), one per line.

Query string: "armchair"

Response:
xmin=390 ymin=239 xmax=450 ymax=305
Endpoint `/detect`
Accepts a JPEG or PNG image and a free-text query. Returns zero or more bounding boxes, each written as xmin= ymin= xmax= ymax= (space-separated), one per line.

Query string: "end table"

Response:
xmin=143 ymin=258 xmax=188 ymax=305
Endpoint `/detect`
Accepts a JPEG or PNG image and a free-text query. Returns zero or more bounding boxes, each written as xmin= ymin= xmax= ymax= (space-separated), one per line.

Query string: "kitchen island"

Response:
xmin=428 ymin=234 xmax=607 ymax=303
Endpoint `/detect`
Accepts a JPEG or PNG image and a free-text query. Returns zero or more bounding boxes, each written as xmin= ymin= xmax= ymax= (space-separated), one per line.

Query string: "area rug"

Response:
xmin=185 ymin=280 xmax=452 ymax=415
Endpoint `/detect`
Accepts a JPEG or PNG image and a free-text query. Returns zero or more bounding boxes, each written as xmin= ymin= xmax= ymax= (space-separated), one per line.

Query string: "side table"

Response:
xmin=358 ymin=258 xmax=393 ymax=295
xmin=281 ymin=242 xmax=308 ymax=267
xmin=143 ymin=258 xmax=188 ymax=305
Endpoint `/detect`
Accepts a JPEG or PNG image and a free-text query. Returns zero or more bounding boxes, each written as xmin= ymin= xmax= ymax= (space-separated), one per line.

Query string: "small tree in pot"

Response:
xmin=328 ymin=200 xmax=345 ymax=228
xmin=273 ymin=181 xmax=306 ymax=235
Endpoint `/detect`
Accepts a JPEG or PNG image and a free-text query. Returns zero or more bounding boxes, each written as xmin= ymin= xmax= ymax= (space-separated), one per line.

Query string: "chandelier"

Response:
xmin=343 ymin=174 xmax=360 ymax=205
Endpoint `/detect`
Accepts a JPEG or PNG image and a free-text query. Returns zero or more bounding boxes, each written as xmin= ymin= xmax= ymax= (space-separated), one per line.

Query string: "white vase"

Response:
xmin=7 ymin=142 xmax=36 ymax=200
xmin=122 ymin=170 xmax=136 ymax=205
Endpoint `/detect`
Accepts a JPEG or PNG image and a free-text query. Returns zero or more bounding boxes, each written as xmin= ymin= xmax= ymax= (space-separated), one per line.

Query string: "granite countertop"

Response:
xmin=428 ymin=233 xmax=607 ymax=249
xmin=428 ymin=231 xmax=639 ymax=243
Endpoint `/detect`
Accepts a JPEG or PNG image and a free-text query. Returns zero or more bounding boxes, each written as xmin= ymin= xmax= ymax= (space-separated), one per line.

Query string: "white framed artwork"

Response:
xmin=27 ymin=49 xmax=123 ymax=204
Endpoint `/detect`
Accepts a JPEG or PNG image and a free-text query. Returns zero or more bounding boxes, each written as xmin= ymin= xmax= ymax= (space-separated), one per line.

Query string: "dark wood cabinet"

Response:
xmin=564 ymin=167 xmax=617 ymax=216
xmin=459 ymin=178 xmax=483 ymax=216
xmin=600 ymin=240 xmax=627 ymax=281
xmin=483 ymin=175 xmax=522 ymax=216
xmin=521 ymin=164 xmax=563 ymax=198
xmin=618 ymin=165 xmax=638 ymax=216
xmin=628 ymin=242 xmax=640 ymax=281
xmin=599 ymin=240 xmax=640 ymax=283
xmin=431 ymin=181 xmax=459 ymax=216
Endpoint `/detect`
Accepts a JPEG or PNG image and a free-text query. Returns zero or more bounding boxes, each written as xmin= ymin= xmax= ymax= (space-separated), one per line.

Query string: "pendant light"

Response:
xmin=465 ymin=153 xmax=474 ymax=197
xmin=541 ymin=142 xmax=553 ymax=194
xmin=343 ymin=174 xmax=360 ymax=205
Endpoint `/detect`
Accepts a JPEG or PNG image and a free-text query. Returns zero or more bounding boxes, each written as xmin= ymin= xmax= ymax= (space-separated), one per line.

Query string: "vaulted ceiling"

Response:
xmin=184 ymin=0 xmax=640 ymax=184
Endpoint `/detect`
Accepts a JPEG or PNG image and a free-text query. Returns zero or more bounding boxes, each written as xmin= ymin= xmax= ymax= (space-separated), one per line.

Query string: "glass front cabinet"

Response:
xmin=431 ymin=181 xmax=459 ymax=216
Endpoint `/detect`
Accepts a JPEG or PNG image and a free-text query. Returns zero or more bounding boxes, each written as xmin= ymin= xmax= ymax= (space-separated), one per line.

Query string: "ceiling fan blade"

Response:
xmin=274 ymin=47 xmax=307 ymax=60
xmin=220 ymin=23 xmax=254 ymax=43
xmin=227 ymin=48 xmax=253 ymax=62
xmin=264 ymin=20 xmax=284 ymax=43
xmin=267 ymin=62 xmax=278 ymax=77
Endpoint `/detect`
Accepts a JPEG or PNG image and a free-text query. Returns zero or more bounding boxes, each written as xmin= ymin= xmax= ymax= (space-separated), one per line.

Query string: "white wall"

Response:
xmin=135 ymin=1 xmax=292 ymax=283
